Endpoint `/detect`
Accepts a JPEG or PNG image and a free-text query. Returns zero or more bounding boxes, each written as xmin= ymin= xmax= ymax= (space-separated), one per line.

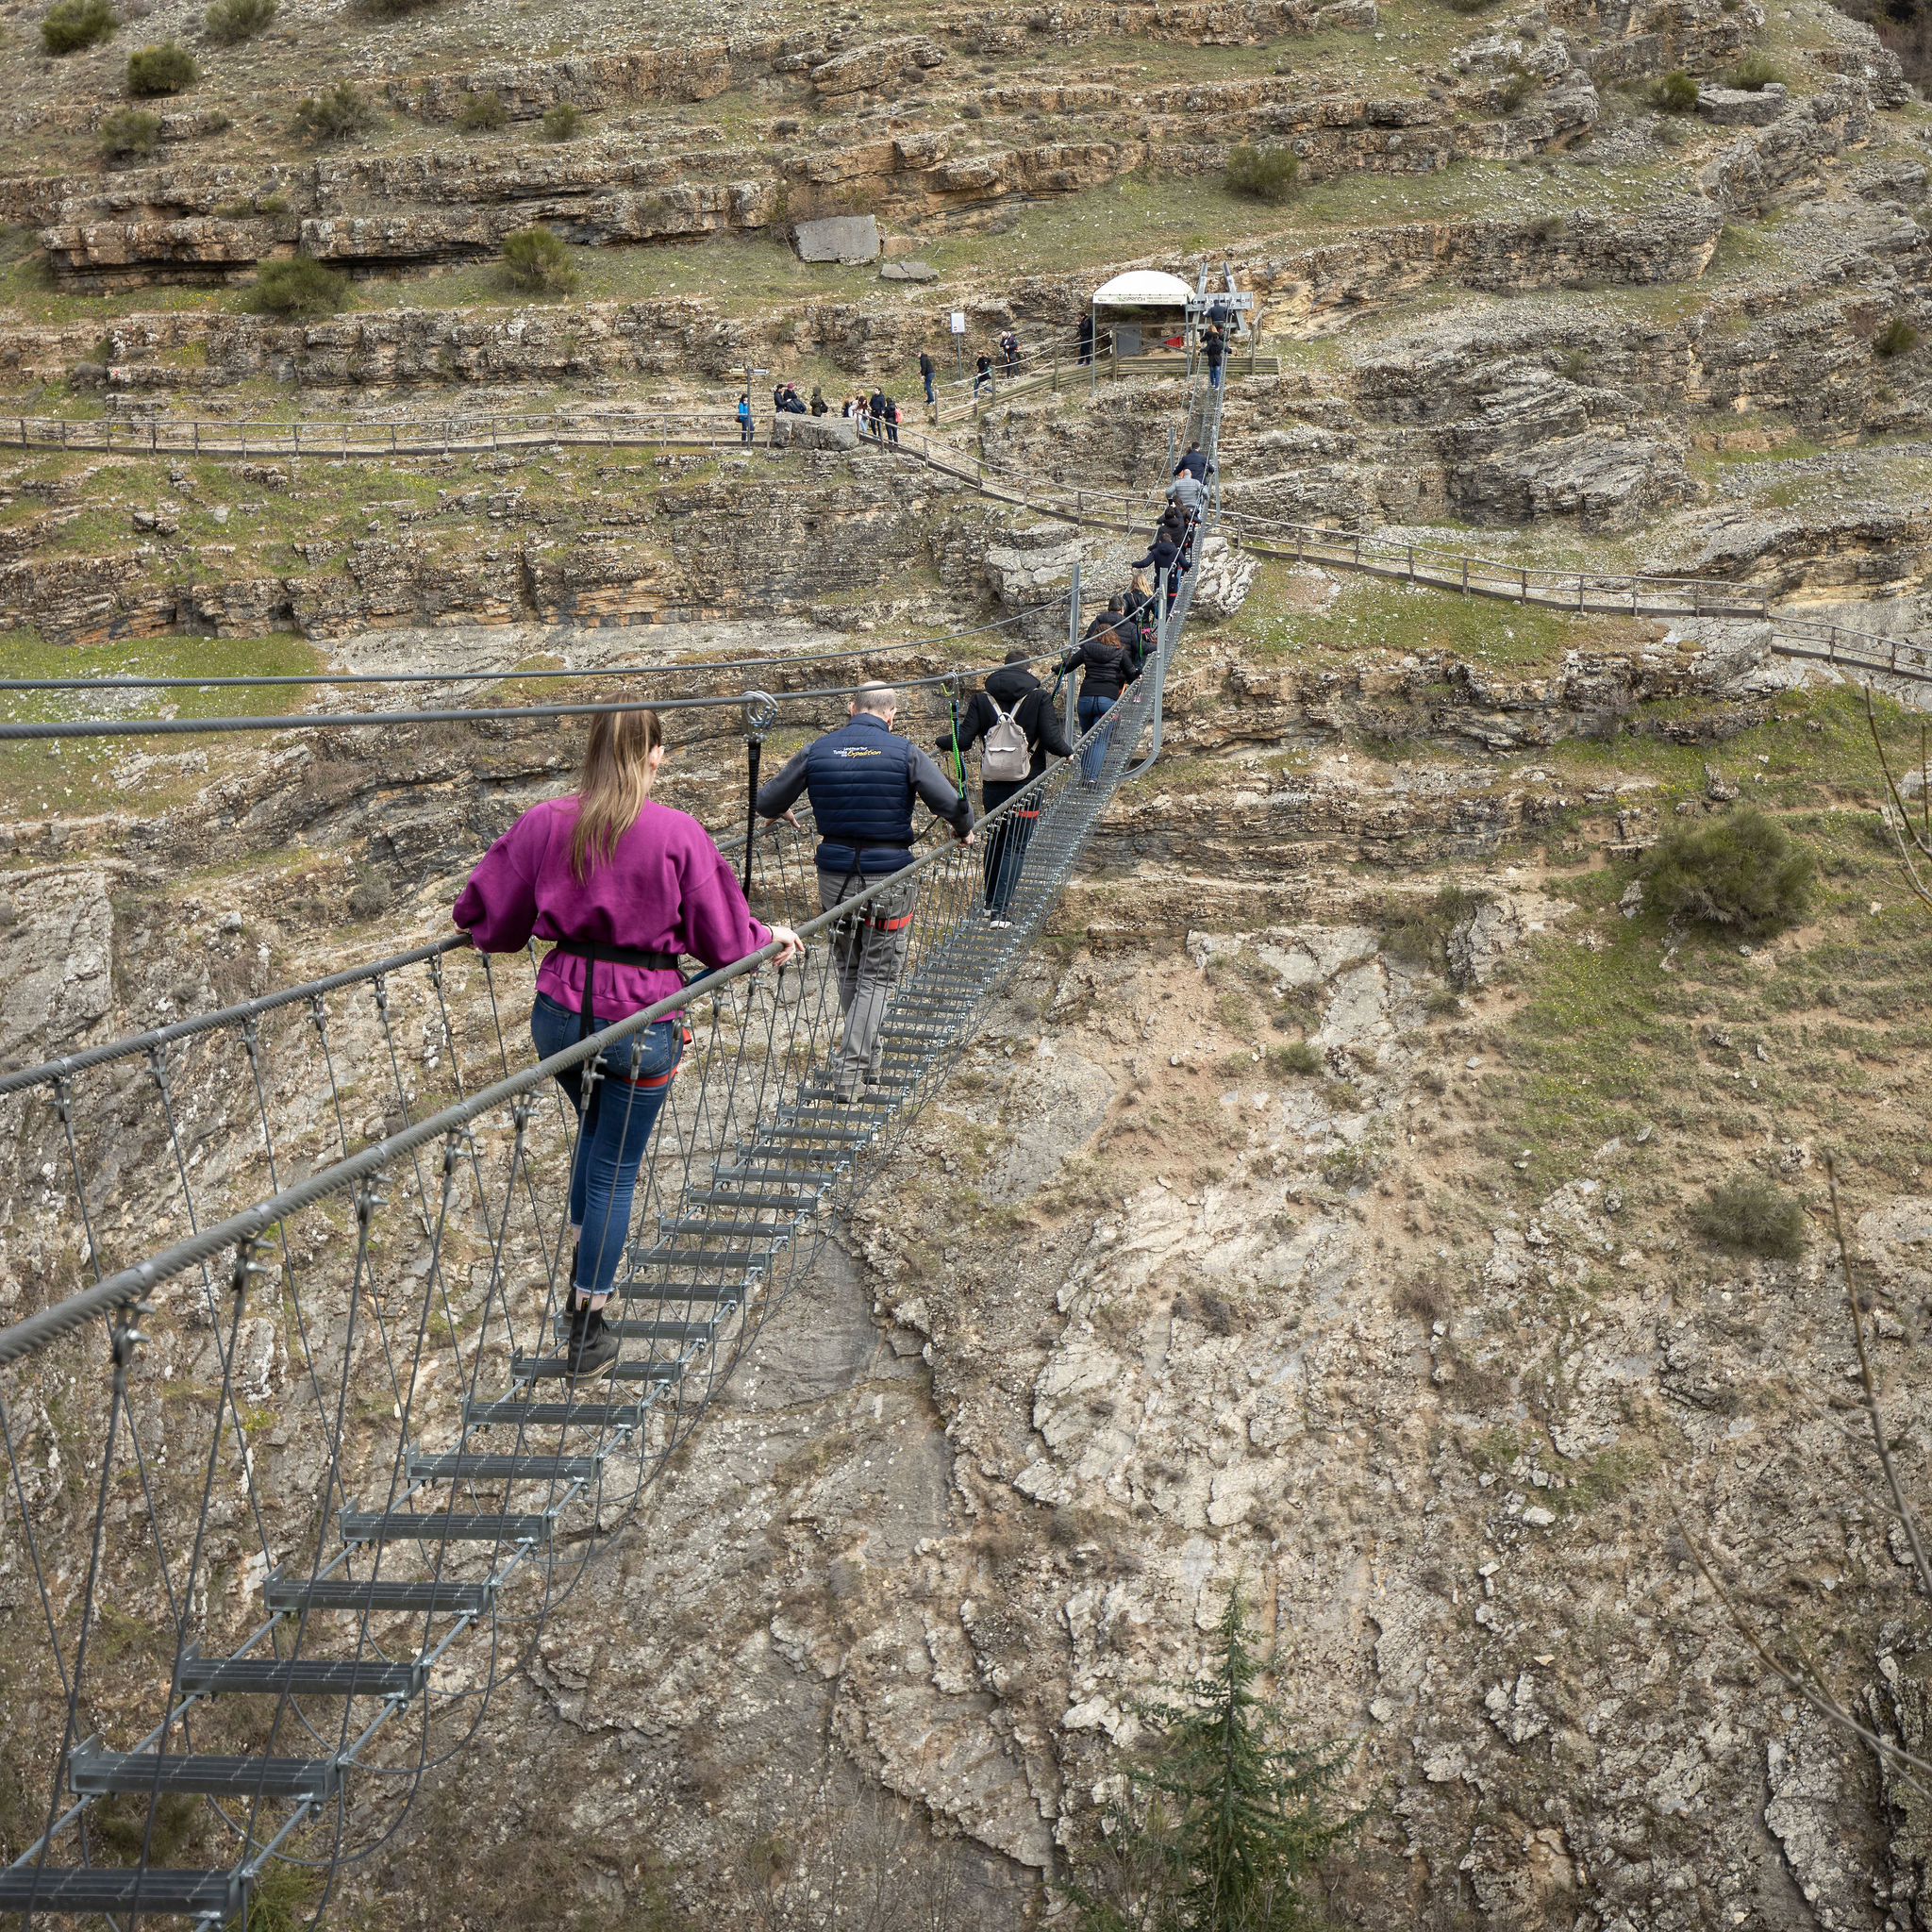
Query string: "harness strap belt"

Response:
xmin=551 ymin=938 xmax=681 ymax=1044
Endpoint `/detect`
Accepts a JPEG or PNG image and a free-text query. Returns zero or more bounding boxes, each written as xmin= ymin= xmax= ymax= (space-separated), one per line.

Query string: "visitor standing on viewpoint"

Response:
xmin=454 ymin=710 xmax=803 ymax=1377
xmin=756 ymin=684 xmax=974 ymax=1103
xmin=935 ymin=647 xmax=1074 ymax=928
xmin=920 ymin=349 xmax=936 ymax=406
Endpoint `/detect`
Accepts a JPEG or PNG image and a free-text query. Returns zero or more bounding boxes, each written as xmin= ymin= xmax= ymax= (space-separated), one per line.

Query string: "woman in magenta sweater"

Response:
xmin=454 ymin=709 xmax=802 ymax=1377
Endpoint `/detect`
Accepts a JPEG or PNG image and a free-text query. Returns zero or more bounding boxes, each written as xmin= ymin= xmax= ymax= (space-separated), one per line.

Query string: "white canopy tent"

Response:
xmin=1090 ymin=269 xmax=1194 ymax=363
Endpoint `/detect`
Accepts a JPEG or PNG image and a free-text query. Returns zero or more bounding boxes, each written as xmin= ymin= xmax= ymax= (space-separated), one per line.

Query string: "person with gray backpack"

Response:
xmin=936 ymin=647 xmax=1074 ymax=927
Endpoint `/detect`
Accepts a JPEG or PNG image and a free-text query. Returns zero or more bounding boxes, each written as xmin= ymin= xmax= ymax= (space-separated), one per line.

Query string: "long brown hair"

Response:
xmin=569 ymin=708 xmax=662 ymax=881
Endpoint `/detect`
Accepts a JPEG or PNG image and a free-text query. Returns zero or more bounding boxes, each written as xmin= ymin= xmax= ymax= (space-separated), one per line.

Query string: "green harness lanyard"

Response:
xmin=947 ymin=691 xmax=968 ymax=804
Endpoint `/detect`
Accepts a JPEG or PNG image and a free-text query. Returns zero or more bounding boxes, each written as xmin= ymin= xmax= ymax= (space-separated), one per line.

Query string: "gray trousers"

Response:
xmin=818 ymin=867 xmax=916 ymax=1095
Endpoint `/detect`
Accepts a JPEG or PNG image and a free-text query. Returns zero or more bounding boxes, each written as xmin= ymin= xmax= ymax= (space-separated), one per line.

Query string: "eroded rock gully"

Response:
xmin=4 ymin=615 xmax=1927 ymax=1931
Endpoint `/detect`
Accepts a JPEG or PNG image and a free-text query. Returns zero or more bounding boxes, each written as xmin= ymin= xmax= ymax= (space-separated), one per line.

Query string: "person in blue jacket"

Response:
xmin=756 ymin=683 xmax=974 ymax=1101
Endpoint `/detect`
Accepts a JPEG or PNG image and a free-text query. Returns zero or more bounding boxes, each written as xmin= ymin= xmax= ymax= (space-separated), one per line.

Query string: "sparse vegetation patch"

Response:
xmin=1641 ymin=806 xmax=1814 ymax=936
xmin=1224 ymin=144 xmax=1299 ymax=203
xmin=97 ymin=106 xmax=160 ymax=160
xmin=243 ymin=255 xmax=350 ymax=318
xmin=204 ymin=0 xmax=275 ymax=42
xmin=41 ymin=0 xmax=115 ymax=53
xmin=1689 ymin=1172 xmax=1807 ymax=1258
xmin=125 ymin=40 xmax=196 ymax=95
xmin=455 ymin=90 xmax=508 ymax=132
xmin=292 ymin=80 xmax=375 ymax=144
xmin=499 ymin=225 xmax=578 ymax=295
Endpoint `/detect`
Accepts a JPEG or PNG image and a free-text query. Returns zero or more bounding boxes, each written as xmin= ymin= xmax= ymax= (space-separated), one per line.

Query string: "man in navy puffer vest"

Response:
xmin=758 ymin=683 xmax=974 ymax=1101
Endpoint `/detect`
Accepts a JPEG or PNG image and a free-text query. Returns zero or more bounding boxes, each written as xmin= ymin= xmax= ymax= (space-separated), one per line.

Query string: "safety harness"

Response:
xmin=551 ymin=938 xmax=685 ymax=1085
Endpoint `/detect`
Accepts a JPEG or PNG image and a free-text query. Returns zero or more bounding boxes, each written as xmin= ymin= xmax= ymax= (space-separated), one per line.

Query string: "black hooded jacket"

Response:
xmin=1062 ymin=616 xmax=1137 ymax=701
xmin=936 ymin=663 xmax=1074 ymax=781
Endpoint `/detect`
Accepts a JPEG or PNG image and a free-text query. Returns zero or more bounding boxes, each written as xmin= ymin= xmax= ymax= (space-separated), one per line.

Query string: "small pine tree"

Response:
xmin=1070 ymin=1588 xmax=1358 ymax=1931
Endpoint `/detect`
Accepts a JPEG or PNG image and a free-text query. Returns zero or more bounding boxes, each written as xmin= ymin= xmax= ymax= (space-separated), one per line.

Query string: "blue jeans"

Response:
xmin=1076 ymin=693 xmax=1116 ymax=782
xmin=530 ymin=993 xmax=682 ymax=1299
xmin=923 ymin=373 xmax=935 ymax=404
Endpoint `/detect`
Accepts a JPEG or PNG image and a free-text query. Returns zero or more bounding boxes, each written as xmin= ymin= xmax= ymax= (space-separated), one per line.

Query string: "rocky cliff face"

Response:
xmin=3 ymin=591 xmax=1928 ymax=1932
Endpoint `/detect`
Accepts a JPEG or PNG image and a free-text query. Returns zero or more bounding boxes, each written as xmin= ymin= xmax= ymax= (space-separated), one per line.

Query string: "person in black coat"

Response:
xmin=1060 ymin=600 xmax=1138 ymax=784
xmin=935 ymin=648 xmax=1074 ymax=924
xmin=1175 ymin=440 xmax=1210 ymax=482
xmin=1131 ymin=529 xmax=1190 ymax=614
xmin=1077 ymin=312 xmax=1094 ymax=364
xmin=1203 ymin=324 xmax=1226 ymax=389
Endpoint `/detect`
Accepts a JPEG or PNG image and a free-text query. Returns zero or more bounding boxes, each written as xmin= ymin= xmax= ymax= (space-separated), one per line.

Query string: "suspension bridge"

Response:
xmin=0 ymin=358 xmax=1223 ymax=1924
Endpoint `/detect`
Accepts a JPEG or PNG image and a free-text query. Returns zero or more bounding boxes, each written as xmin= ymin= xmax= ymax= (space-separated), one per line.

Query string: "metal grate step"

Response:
xmin=0 ymin=1867 xmax=243 ymax=1915
xmin=610 ymin=1280 xmax=748 ymax=1303
xmin=175 ymin=1646 xmax=425 ymax=1701
xmin=341 ymin=1509 xmax=552 ymax=1544
xmin=510 ymin=1353 xmax=687 ymax=1381
xmin=716 ymin=1158 xmax=838 ymax=1178
xmin=464 ymin=1395 xmax=647 ymax=1426
xmin=405 ymin=1451 xmax=597 ymax=1483
xmin=687 ymin=1187 xmax=821 ymax=1210
xmin=265 ymin=1569 xmax=492 ymax=1616
xmin=70 ymin=1738 xmax=340 ymax=1802
xmin=632 ymin=1244 xmax=779 ymax=1268
xmin=658 ymin=1217 xmax=802 ymax=1239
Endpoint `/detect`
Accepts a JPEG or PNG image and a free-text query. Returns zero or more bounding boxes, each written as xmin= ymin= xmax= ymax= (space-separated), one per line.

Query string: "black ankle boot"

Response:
xmin=566 ymin=1297 xmax=620 ymax=1379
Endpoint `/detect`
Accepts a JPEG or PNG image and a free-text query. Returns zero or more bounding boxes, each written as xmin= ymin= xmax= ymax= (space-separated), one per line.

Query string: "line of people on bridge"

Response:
xmin=451 ymin=444 xmax=1208 ymax=1377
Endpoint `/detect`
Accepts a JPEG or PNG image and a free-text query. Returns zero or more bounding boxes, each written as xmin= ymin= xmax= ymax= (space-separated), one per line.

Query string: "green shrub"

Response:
xmin=1726 ymin=51 xmax=1783 ymax=89
xmin=1224 ymin=143 xmax=1299 ymax=204
xmin=455 ymin=89 xmax=508 ymax=131
xmin=541 ymin=100 xmax=583 ymax=140
xmin=1497 ymin=69 xmax=1533 ymax=111
xmin=125 ymin=39 xmax=195 ymax=94
xmin=1689 ymin=1173 xmax=1806 ymax=1258
xmin=1874 ymin=315 xmax=1919 ymax=359
xmin=499 ymin=224 xmax=577 ymax=294
xmin=1525 ymin=211 xmax=1566 ymax=242
xmin=1378 ymin=883 xmax=1486 ymax=973
xmin=1641 ymin=805 xmax=1814 ymax=935
xmin=1554 ymin=344 xmax=1590 ymax=380
xmin=243 ymin=254 xmax=349 ymax=318
xmin=97 ymin=105 xmax=159 ymax=159
xmin=1651 ymin=70 xmax=1699 ymax=112
xmin=1446 ymin=0 xmax=1492 ymax=14
xmin=292 ymin=79 xmax=375 ymax=144
xmin=1268 ymin=1040 xmax=1323 ymax=1076
xmin=204 ymin=0 xmax=275 ymax=42
xmin=41 ymin=0 xmax=115 ymax=53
